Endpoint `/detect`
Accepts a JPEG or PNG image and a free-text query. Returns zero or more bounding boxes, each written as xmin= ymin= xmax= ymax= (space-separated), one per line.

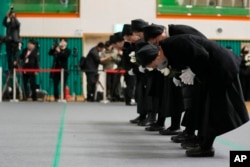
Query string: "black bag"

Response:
xmin=79 ymin=56 xmax=87 ymax=70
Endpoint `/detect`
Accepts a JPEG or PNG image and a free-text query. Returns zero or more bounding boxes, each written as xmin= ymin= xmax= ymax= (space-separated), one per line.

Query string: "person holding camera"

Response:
xmin=2 ymin=7 xmax=21 ymax=71
xmin=19 ymin=39 xmax=39 ymax=101
xmin=49 ymin=38 xmax=71 ymax=101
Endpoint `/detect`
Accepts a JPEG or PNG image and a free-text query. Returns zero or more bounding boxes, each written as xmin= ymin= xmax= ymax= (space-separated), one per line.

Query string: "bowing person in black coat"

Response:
xmin=136 ymin=34 xmax=249 ymax=157
xmin=20 ymin=39 xmax=39 ymax=101
xmin=121 ymin=24 xmax=138 ymax=106
xmin=143 ymin=24 xmax=207 ymax=139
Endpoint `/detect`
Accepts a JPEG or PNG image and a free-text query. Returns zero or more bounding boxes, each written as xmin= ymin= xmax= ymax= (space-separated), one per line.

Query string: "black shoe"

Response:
xmin=129 ymin=116 xmax=140 ymax=124
xmin=137 ymin=119 xmax=148 ymax=126
xmin=181 ymin=141 xmax=199 ymax=149
xmin=171 ymin=132 xmax=197 ymax=143
xmin=145 ymin=123 xmax=164 ymax=131
xmin=159 ymin=127 xmax=182 ymax=135
xmin=126 ymin=102 xmax=136 ymax=106
xmin=186 ymin=146 xmax=215 ymax=157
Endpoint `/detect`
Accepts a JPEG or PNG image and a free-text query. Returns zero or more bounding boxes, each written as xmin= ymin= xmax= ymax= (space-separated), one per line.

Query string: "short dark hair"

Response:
xmin=59 ymin=38 xmax=68 ymax=42
xmin=97 ymin=42 xmax=105 ymax=48
xmin=28 ymin=38 xmax=37 ymax=45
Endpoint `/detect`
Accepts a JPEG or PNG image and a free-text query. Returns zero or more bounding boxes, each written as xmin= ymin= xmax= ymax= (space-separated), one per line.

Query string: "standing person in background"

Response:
xmin=2 ymin=7 xmax=21 ymax=72
xmin=19 ymin=39 xmax=39 ymax=101
xmin=49 ymin=38 xmax=71 ymax=102
xmin=100 ymin=39 xmax=122 ymax=101
xmin=100 ymin=40 xmax=115 ymax=100
xmin=85 ymin=42 xmax=112 ymax=102
xmin=109 ymin=32 xmax=124 ymax=101
xmin=239 ymin=45 xmax=250 ymax=101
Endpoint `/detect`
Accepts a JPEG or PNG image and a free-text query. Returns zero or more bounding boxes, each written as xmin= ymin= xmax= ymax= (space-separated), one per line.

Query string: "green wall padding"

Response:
xmin=215 ymin=40 xmax=250 ymax=56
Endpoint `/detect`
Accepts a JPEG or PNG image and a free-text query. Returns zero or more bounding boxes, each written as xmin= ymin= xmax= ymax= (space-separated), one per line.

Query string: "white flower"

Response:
xmin=130 ymin=56 xmax=136 ymax=63
xmin=129 ymin=51 xmax=137 ymax=63
xmin=146 ymin=67 xmax=154 ymax=71
xmin=129 ymin=51 xmax=135 ymax=57
xmin=244 ymin=54 xmax=250 ymax=61
xmin=244 ymin=54 xmax=250 ymax=67
xmin=160 ymin=67 xmax=170 ymax=76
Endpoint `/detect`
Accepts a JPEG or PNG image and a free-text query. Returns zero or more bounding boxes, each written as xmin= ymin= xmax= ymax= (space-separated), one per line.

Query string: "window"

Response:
xmin=10 ymin=0 xmax=80 ymax=17
xmin=157 ymin=0 xmax=250 ymax=20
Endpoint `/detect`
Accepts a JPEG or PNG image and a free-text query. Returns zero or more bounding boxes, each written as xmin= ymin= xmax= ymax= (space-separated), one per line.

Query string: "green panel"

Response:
xmin=20 ymin=37 xmax=83 ymax=96
xmin=157 ymin=0 xmax=250 ymax=17
xmin=215 ymin=40 xmax=243 ymax=56
xmin=10 ymin=0 xmax=79 ymax=13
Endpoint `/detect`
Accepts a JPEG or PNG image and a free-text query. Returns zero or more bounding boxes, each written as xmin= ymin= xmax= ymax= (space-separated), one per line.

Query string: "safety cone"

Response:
xmin=65 ymin=86 xmax=71 ymax=101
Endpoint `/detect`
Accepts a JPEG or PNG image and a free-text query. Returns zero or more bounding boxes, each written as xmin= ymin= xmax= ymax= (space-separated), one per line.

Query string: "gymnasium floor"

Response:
xmin=0 ymin=102 xmax=250 ymax=167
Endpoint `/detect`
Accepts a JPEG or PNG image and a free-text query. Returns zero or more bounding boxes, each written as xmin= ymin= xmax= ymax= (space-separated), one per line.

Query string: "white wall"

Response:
xmin=19 ymin=0 xmax=250 ymax=39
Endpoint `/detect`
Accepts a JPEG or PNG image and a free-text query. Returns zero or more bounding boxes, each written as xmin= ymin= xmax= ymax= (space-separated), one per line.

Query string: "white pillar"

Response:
xmin=10 ymin=68 xmax=18 ymax=102
xmin=58 ymin=68 xmax=66 ymax=103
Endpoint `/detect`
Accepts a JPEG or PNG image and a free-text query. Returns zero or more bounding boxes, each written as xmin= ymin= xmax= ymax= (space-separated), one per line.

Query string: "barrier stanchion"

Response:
xmin=100 ymin=70 xmax=109 ymax=104
xmin=0 ymin=67 xmax=2 ymax=102
xmin=58 ymin=68 xmax=66 ymax=103
xmin=100 ymin=69 xmax=126 ymax=104
xmin=10 ymin=68 xmax=18 ymax=102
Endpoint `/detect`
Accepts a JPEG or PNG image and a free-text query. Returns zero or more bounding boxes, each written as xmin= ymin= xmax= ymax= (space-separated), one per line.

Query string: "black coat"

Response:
xmin=121 ymin=42 xmax=138 ymax=71
xmin=85 ymin=46 xmax=100 ymax=72
xmin=3 ymin=16 xmax=20 ymax=42
xmin=160 ymin=34 xmax=249 ymax=136
xmin=168 ymin=24 xmax=207 ymax=39
xmin=49 ymin=47 xmax=71 ymax=70
xmin=20 ymin=48 xmax=39 ymax=69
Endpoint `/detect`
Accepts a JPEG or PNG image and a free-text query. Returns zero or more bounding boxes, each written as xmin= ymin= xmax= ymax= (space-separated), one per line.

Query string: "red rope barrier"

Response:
xmin=16 ymin=68 xmax=61 ymax=72
xmin=105 ymin=69 xmax=126 ymax=74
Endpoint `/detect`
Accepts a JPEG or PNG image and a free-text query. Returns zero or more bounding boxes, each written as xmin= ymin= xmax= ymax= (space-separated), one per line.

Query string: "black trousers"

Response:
xmin=124 ymin=73 xmax=136 ymax=104
xmin=85 ymin=72 xmax=98 ymax=101
xmin=52 ymin=72 xmax=68 ymax=100
xmin=107 ymin=73 xmax=121 ymax=101
xmin=154 ymin=77 xmax=183 ymax=128
xmin=23 ymin=73 xmax=37 ymax=100
xmin=5 ymin=41 xmax=19 ymax=71
xmin=135 ymin=72 xmax=153 ymax=117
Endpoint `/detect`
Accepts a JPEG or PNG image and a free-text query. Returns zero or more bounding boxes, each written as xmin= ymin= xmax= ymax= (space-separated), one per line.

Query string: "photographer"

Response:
xmin=2 ymin=7 xmax=21 ymax=71
xmin=49 ymin=38 xmax=71 ymax=101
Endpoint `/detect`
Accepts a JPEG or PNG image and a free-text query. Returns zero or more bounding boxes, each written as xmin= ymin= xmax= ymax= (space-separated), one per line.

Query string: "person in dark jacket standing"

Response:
xmin=239 ymin=45 xmax=250 ymax=100
xmin=20 ymin=39 xmax=39 ymax=101
xmin=2 ymin=9 xmax=21 ymax=71
xmin=136 ymin=34 xmax=249 ymax=157
xmin=49 ymin=38 xmax=71 ymax=101
xmin=84 ymin=42 xmax=112 ymax=101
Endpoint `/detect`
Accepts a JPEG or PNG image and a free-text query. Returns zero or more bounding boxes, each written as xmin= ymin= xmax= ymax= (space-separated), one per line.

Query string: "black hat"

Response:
xmin=131 ymin=19 xmax=149 ymax=32
xmin=113 ymin=32 xmax=124 ymax=43
xmin=143 ymin=24 xmax=165 ymax=41
xmin=136 ymin=44 xmax=159 ymax=67
xmin=109 ymin=35 xmax=115 ymax=44
xmin=122 ymin=24 xmax=132 ymax=36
